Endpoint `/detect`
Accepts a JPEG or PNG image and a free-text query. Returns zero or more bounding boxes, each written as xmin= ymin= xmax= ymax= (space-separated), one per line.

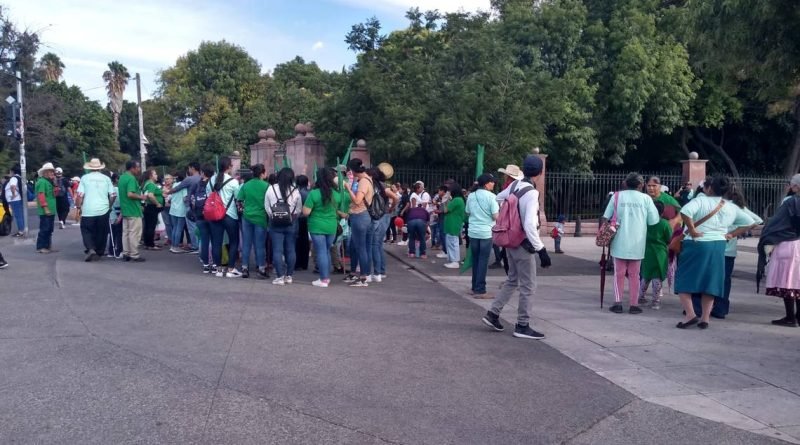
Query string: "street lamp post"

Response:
xmin=15 ymin=69 xmax=28 ymax=237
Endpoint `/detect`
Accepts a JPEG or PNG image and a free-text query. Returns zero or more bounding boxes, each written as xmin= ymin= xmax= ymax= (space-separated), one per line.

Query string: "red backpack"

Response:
xmin=492 ymin=181 xmax=534 ymax=248
xmin=203 ymin=178 xmax=235 ymax=222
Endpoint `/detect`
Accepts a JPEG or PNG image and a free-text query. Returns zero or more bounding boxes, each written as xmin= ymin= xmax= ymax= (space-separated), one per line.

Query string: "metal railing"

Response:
xmin=386 ymin=167 xmax=790 ymax=221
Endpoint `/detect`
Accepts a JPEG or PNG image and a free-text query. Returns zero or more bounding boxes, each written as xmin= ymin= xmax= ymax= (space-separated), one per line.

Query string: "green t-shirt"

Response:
xmin=304 ymin=188 xmax=341 ymax=235
xmin=144 ymin=181 xmax=164 ymax=206
xmin=35 ymin=177 xmax=56 ymax=216
xmin=236 ymin=178 xmax=268 ymax=227
xmin=444 ymin=196 xmax=466 ymax=236
xmin=118 ymin=172 xmax=143 ymax=218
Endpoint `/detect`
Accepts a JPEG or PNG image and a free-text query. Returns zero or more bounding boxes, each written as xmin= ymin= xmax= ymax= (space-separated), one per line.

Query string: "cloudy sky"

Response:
xmin=9 ymin=0 xmax=491 ymax=103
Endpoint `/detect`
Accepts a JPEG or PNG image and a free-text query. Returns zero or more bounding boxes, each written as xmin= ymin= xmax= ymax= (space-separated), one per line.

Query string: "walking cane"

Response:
xmin=108 ymin=215 xmax=118 ymax=258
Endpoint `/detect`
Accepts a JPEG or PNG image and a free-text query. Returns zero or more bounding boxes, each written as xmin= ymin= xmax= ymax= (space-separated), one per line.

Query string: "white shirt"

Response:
xmin=4 ymin=176 xmax=20 ymax=202
xmin=410 ymin=191 xmax=432 ymax=212
xmin=265 ymin=184 xmax=302 ymax=219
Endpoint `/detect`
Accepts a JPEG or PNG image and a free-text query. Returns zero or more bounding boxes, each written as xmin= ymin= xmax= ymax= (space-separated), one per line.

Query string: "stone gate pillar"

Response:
xmin=249 ymin=129 xmax=282 ymax=172
xmin=349 ymin=139 xmax=371 ymax=167
xmin=681 ymin=151 xmax=707 ymax=188
xmin=533 ymin=147 xmax=548 ymax=230
xmin=282 ymin=122 xmax=326 ymax=178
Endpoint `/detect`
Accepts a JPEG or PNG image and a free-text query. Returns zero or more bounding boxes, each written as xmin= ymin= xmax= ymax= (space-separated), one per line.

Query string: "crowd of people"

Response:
xmin=3 ymin=155 xmax=800 ymax=337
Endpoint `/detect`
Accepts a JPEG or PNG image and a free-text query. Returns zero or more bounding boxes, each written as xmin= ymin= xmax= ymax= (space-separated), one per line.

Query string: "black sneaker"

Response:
xmin=241 ymin=267 xmax=249 ymax=279
xmin=481 ymin=311 xmax=504 ymax=332
xmin=210 ymin=265 xmax=218 ymax=275
xmin=609 ymin=304 xmax=624 ymax=314
xmin=513 ymin=324 xmax=545 ymax=340
xmin=629 ymin=306 xmax=643 ymax=314
xmin=202 ymin=264 xmax=211 ymax=274
xmin=771 ymin=317 xmax=798 ymax=328
xmin=257 ymin=268 xmax=270 ymax=279
xmin=0 ymin=259 xmax=8 ymax=269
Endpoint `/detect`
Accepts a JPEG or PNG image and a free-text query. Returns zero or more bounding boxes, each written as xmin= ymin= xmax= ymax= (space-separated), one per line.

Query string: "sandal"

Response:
xmin=676 ymin=317 xmax=699 ymax=329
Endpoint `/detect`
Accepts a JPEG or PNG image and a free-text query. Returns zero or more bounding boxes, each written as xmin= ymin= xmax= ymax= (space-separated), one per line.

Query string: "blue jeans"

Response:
xmin=370 ymin=214 xmax=391 ymax=275
xmin=446 ymin=234 xmax=460 ymax=263
xmin=438 ymin=219 xmax=447 ymax=254
xmin=311 ymin=233 xmax=335 ymax=280
xmin=349 ymin=212 xmax=372 ymax=277
xmin=170 ymin=215 xmax=186 ymax=249
xmin=407 ymin=219 xmax=427 ymax=257
xmin=185 ymin=216 xmax=199 ymax=249
xmin=430 ymin=223 xmax=439 ymax=247
xmin=470 ymin=237 xmax=493 ymax=294
xmin=37 ymin=215 xmax=55 ymax=250
xmin=197 ymin=220 xmax=212 ymax=266
xmin=210 ymin=215 xmax=239 ymax=269
xmin=241 ymin=218 xmax=267 ymax=269
xmin=270 ymin=222 xmax=298 ymax=277
xmin=9 ymin=200 xmax=24 ymax=232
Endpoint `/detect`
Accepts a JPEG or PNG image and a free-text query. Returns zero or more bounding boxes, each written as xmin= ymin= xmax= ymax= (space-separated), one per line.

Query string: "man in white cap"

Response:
xmin=53 ymin=167 xmax=73 ymax=229
xmin=35 ymin=162 xmax=58 ymax=253
xmin=75 ymin=158 xmax=115 ymax=262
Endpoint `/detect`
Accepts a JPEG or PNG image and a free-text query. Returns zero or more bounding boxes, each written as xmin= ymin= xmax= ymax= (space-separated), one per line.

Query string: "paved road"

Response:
xmin=0 ymin=227 xmax=783 ymax=444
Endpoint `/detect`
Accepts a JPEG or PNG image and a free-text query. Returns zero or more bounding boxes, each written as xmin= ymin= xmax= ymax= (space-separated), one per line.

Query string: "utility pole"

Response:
xmin=16 ymin=69 xmax=28 ymax=238
xmin=136 ymin=73 xmax=146 ymax=170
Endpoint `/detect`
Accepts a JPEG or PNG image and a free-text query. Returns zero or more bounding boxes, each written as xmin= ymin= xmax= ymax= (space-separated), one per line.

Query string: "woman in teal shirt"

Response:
xmin=675 ymin=176 xmax=754 ymax=329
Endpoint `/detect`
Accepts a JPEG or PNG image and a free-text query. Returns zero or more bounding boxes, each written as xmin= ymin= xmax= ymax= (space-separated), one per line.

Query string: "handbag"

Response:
xmin=669 ymin=200 xmax=726 ymax=255
xmin=595 ymin=192 xmax=619 ymax=247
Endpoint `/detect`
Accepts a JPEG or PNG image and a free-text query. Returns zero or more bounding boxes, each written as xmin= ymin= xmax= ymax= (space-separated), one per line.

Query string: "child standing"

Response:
xmin=639 ymin=201 xmax=673 ymax=309
xmin=552 ymin=214 xmax=565 ymax=253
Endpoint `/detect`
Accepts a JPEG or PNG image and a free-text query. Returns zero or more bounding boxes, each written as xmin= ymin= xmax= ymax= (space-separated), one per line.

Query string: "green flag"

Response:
xmin=459 ymin=249 xmax=473 ymax=274
xmin=313 ymin=160 xmax=318 ymax=182
xmin=475 ymin=144 xmax=485 ymax=179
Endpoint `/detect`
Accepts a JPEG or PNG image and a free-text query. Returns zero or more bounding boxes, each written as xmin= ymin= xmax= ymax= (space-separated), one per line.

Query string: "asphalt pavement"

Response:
xmin=0 ymin=222 xmax=786 ymax=444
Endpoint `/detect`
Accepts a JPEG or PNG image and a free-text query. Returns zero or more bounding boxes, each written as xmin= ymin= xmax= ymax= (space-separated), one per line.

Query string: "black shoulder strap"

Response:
xmin=215 ymin=177 xmax=234 ymax=192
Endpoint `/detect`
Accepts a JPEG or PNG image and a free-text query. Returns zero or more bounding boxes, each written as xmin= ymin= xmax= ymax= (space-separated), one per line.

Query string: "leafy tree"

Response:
xmin=102 ymin=61 xmax=130 ymax=139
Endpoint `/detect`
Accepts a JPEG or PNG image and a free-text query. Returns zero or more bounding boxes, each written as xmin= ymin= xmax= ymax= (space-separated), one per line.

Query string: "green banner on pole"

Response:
xmin=475 ymin=144 xmax=485 ymax=179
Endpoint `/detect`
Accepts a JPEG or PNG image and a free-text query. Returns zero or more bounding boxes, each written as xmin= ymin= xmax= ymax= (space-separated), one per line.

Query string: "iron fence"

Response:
xmin=545 ymin=171 xmax=683 ymax=221
xmin=390 ymin=167 xmax=789 ymax=221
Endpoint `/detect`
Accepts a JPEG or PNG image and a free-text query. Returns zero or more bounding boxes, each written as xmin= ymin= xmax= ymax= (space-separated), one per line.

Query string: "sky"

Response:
xmin=9 ymin=0 xmax=491 ymax=103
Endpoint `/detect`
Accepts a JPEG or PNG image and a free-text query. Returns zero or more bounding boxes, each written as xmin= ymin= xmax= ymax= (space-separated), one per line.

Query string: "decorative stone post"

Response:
xmin=349 ymin=139 xmax=371 ymax=167
xmin=230 ymin=150 xmax=242 ymax=175
xmin=533 ymin=147 xmax=548 ymax=230
xmin=283 ymin=122 xmax=326 ymax=178
xmin=681 ymin=151 xmax=707 ymax=188
xmin=249 ymin=129 xmax=282 ymax=172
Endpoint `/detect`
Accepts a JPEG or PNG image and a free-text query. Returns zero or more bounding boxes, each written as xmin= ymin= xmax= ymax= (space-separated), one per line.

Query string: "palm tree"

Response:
xmin=103 ymin=61 xmax=130 ymax=138
xmin=39 ymin=52 xmax=65 ymax=82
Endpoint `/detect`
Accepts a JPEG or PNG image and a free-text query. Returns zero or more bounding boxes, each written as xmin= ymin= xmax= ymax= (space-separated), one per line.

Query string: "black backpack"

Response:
xmin=270 ymin=186 xmax=295 ymax=227
xmin=191 ymin=179 xmax=211 ymax=221
xmin=368 ymin=180 xmax=387 ymax=221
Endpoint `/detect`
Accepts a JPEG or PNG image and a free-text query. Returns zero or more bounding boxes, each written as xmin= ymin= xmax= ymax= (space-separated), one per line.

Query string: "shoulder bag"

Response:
xmin=595 ymin=192 xmax=619 ymax=247
xmin=669 ymin=200 xmax=725 ymax=255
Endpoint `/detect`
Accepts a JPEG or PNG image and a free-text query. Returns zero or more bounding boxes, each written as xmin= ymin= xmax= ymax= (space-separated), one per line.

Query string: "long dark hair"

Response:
xmin=315 ymin=167 xmax=336 ymax=205
xmin=726 ymin=184 xmax=747 ymax=208
xmin=277 ymin=167 xmax=295 ymax=198
xmin=215 ymin=156 xmax=232 ymax=190
xmin=449 ymin=182 xmax=464 ymax=200
xmin=367 ymin=167 xmax=386 ymax=198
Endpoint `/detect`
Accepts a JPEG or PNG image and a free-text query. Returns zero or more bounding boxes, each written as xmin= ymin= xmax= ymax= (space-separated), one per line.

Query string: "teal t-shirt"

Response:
xmin=465 ymin=189 xmax=499 ymax=239
xmin=77 ymin=172 xmax=114 ymax=217
xmin=169 ymin=182 xmax=188 ymax=218
xmin=603 ymin=190 xmax=660 ymax=260
xmin=681 ymin=195 xmax=755 ymax=242
xmin=207 ymin=174 xmax=240 ymax=220
xmin=725 ymin=205 xmax=762 ymax=257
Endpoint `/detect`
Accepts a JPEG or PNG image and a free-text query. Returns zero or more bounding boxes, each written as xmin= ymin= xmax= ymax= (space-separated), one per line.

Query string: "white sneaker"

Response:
xmin=284 ymin=276 xmax=293 ymax=284
xmin=436 ymin=253 xmax=448 ymax=259
xmin=370 ymin=274 xmax=382 ymax=283
xmin=59 ymin=221 xmax=65 ymax=229
xmin=226 ymin=268 xmax=242 ymax=278
xmin=365 ymin=275 xmax=374 ymax=283
xmin=312 ymin=279 xmax=329 ymax=288
xmin=397 ymin=241 xmax=408 ymax=246
xmin=272 ymin=277 xmax=285 ymax=285
xmin=444 ymin=262 xmax=460 ymax=269
xmin=216 ymin=268 xmax=226 ymax=278
xmin=380 ymin=274 xmax=387 ymax=280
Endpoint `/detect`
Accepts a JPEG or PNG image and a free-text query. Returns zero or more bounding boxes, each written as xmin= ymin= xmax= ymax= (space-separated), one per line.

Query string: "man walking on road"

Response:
xmin=482 ymin=155 xmax=551 ymax=340
xmin=118 ymin=160 xmax=147 ymax=262
xmin=35 ymin=163 xmax=58 ymax=253
xmin=75 ymin=158 xmax=115 ymax=262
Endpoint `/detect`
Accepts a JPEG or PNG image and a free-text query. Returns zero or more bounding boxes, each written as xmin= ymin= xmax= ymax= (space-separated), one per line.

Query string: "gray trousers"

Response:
xmin=490 ymin=246 xmax=537 ymax=326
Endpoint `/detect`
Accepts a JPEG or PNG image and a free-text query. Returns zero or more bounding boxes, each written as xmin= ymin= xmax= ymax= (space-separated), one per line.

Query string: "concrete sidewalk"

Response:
xmin=387 ymin=236 xmax=800 ymax=444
